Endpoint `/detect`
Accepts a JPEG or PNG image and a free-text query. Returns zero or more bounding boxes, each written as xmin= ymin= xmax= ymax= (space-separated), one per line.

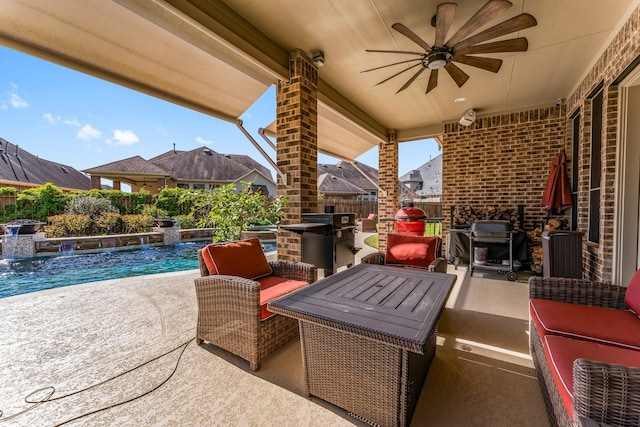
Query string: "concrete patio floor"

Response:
xmin=0 ymin=233 xmax=548 ymax=426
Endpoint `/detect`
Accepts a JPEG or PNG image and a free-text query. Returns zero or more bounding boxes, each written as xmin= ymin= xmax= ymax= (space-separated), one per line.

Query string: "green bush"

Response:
xmin=121 ymin=214 xmax=154 ymax=234
xmin=0 ymin=187 xmax=17 ymax=196
xmin=65 ymin=196 xmax=119 ymax=219
xmin=47 ymin=214 xmax=92 ymax=237
xmin=16 ymin=183 xmax=68 ymax=222
xmin=139 ymin=204 xmax=169 ymax=218
xmin=175 ymin=214 xmax=196 ymax=229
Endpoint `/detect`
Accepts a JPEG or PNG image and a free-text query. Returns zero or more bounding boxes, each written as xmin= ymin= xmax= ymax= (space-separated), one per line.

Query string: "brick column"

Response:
xmin=90 ymin=175 xmax=101 ymax=190
xmin=112 ymin=180 xmax=121 ymax=191
xmin=276 ymin=50 xmax=318 ymax=262
xmin=377 ymin=131 xmax=399 ymax=253
xmin=157 ymin=178 xmax=166 ymax=190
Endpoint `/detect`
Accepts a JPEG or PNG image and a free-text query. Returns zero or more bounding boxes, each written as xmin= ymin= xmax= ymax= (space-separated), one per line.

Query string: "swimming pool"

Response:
xmin=0 ymin=240 xmax=276 ymax=299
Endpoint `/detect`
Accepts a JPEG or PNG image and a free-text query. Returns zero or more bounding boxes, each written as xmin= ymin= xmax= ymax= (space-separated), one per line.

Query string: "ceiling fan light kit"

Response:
xmin=363 ymin=0 xmax=537 ymax=94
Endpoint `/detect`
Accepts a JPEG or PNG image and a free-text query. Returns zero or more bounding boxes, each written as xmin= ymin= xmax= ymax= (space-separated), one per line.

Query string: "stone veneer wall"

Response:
xmin=276 ymin=51 xmax=318 ymax=262
xmin=441 ymin=106 xmax=567 ymax=235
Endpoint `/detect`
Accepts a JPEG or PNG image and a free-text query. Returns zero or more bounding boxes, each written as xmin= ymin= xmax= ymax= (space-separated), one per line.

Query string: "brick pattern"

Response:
xmin=90 ymin=175 xmax=101 ymax=190
xmin=563 ymin=6 xmax=640 ymax=282
xmin=276 ymin=51 xmax=318 ymax=262
xmin=441 ymin=107 xmax=567 ymax=238
xmin=377 ymin=132 xmax=399 ymax=252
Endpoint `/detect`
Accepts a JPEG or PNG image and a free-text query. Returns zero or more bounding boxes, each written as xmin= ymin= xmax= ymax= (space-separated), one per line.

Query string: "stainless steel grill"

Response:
xmin=470 ymin=220 xmax=518 ymax=281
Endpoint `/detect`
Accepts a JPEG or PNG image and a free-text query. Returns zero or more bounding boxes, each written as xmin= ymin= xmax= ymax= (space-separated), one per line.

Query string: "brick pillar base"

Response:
xmin=276 ymin=51 xmax=319 ymax=262
xmin=378 ymin=131 xmax=399 ymax=253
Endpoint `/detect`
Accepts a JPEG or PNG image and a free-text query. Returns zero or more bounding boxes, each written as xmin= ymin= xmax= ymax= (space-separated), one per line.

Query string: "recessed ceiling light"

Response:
xmin=454 ymin=97 xmax=466 ymax=103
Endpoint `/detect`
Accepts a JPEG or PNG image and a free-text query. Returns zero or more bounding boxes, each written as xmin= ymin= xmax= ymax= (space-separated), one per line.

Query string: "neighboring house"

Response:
xmin=399 ymin=155 xmax=442 ymax=203
xmin=84 ymin=147 xmax=276 ymax=196
xmin=0 ymin=137 xmax=90 ymax=191
xmin=318 ymin=160 xmax=378 ymax=200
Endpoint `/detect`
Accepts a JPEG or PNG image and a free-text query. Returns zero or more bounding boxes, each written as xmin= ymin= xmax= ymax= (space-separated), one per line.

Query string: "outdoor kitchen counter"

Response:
xmin=268 ymin=263 xmax=456 ymax=427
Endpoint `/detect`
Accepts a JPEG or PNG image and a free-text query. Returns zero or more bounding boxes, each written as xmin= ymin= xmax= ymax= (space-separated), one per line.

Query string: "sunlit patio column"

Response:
xmin=275 ymin=51 xmax=318 ymax=262
xmin=378 ymin=131 xmax=399 ymax=253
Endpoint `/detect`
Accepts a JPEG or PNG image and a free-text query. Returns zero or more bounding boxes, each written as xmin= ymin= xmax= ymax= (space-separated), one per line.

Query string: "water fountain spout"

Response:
xmin=2 ymin=224 xmax=22 ymax=260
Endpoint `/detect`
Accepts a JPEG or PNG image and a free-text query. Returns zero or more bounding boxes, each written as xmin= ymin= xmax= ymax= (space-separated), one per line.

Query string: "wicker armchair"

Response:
xmin=529 ymin=276 xmax=640 ymax=427
xmin=195 ymin=245 xmax=315 ymax=370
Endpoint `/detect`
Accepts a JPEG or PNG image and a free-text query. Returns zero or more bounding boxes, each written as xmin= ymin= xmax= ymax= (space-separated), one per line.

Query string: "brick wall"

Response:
xmin=441 ymin=106 xmax=567 ymax=236
xmin=276 ymin=51 xmax=318 ymax=262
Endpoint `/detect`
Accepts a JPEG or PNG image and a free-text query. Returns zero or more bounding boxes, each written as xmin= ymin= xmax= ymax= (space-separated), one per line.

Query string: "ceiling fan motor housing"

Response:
xmin=424 ymin=47 xmax=452 ymax=69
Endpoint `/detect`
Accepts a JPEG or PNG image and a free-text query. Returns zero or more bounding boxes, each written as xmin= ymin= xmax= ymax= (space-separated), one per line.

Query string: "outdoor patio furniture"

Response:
xmin=268 ymin=263 xmax=456 ymax=427
xmin=361 ymin=233 xmax=447 ymax=273
xmin=356 ymin=213 xmax=377 ymax=232
xmin=195 ymin=237 xmax=315 ymax=370
xmin=529 ymin=273 xmax=640 ymax=426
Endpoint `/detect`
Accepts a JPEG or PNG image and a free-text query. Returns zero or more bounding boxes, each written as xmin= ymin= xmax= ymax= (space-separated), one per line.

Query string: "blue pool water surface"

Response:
xmin=0 ymin=241 xmax=276 ymax=299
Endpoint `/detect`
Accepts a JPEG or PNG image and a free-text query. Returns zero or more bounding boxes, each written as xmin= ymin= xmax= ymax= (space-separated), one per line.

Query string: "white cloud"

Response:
xmin=64 ymin=117 xmax=81 ymax=127
xmin=196 ymin=136 xmax=213 ymax=145
xmin=112 ymin=129 xmax=139 ymax=145
xmin=77 ymin=124 xmax=102 ymax=140
xmin=1 ymin=83 xmax=28 ymax=109
xmin=43 ymin=113 xmax=61 ymax=124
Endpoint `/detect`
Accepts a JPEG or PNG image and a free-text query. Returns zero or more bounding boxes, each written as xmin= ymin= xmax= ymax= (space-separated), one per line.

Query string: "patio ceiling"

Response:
xmin=1 ymin=0 xmax=639 ymax=160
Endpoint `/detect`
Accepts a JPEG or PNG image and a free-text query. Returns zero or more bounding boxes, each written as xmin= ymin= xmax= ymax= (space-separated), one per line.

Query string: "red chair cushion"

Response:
xmin=530 ymin=298 xmax=640 ymax=350
xmin=385 ymin=233 xmax=441 ymax=268
xmin=201 ymin=238 xmax=272 ymax=279
xmin=258 ymin=276 xmax=308 ymax=320
xmin=543 ymin=335 xmax=640 ymax=420
xmin=367 ymin=213 xmax=377 ymax=220
xmin=625 ymin=269 xmax=640 ymax=316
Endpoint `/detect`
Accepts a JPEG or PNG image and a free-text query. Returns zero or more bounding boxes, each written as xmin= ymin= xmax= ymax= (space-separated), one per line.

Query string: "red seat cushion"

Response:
xmin=201 ymin=238 xmax=272 ymax=279
xmin=258 ymin=276 xmax=308 ymax=320
xmin=543 ymin=335 xmax=640 ymax=420
xmin=625 ymin=269 xmax=640 ymax=316
xmin=385 ymin=233 xmax=441 ymax=268
xmin=530 ymin=298 xmax=640 ymax=350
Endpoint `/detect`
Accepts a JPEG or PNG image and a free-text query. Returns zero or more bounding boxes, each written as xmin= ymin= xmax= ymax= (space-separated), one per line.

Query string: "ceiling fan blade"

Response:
xmin=366 ymin=49 xmax=425 ymax=55
xmin=455 ymin=37 xmax=528 ymax=55
xmin=434 ymin=3 xmax=457 ymax=47
xmin=445 ymin=0 xmax=513 ymax=47
xmin=453 ymin=55 xmax=502 ymax=73
xmin=426 ymin=69 xmax=438 ymax=94
xmin=361 ymin=58 xmax=423 ymax=73
xmin=454 ymin=13 xmax=537 ymax=51
xmin=444 ymin=63 xmax=470 ymax=87
xmin=397 ymin=68 xmax=426 ymax=93
xmin=374 ymin=63 xmax=423 ymax=86
xmin=392 ymin=23 xmax=431 ymax=51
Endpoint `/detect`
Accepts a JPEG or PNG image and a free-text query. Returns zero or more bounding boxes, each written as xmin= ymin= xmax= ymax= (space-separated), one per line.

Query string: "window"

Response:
xmin=588 ymin=86 xmax=603 ymax=244
xmin=177 ymin=183 xmax=189 ymax=189
xmin=193 ymin=184 xmax=205 ymax=190
xmin=571 ymin=112 xmax=580 ymax=231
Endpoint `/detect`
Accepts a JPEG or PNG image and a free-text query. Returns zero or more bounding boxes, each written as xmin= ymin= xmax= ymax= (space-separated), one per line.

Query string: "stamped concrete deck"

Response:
xmin=0 ymin=233 xmax=548 ymax=426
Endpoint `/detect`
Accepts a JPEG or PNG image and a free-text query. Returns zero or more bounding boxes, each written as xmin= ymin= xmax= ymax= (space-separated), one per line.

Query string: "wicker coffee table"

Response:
xmin=268 ymin=263 xmax=456 ymax=427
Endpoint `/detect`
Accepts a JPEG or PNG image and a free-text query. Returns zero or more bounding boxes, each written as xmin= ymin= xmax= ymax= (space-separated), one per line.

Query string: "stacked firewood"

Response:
xmin=527 ymin=217 xmax=570 ymax=273
xmin=452 ymin=205 xmax=520 ymax=229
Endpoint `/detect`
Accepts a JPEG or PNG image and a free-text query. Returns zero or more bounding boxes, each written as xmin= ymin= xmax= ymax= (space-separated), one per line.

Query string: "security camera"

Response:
xmin=459 ymin=109 xmax=476 ymax=127
xmin=555 ymin=98 xmax=565 ymax=107
xmin=311 ymin=51 xmax=325 ymax=67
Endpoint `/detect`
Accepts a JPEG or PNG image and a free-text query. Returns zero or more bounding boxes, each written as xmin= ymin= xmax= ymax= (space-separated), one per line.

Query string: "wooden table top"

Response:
xmin=268 ymin=263 xmax=456 ymax=354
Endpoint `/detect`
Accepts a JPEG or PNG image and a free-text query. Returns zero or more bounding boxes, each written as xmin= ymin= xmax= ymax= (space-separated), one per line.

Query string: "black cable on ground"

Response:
xmin=0 ymin=338 xmax=194 ymax=426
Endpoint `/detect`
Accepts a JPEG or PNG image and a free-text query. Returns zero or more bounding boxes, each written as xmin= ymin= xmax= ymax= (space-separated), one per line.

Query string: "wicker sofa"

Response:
xmin=361 ymin=233 xmax=447 ymax=273
xmin=195 ymin=238 xmax=316 ymax=370
xmin=529 ymin=274 xmax=640 ymax=426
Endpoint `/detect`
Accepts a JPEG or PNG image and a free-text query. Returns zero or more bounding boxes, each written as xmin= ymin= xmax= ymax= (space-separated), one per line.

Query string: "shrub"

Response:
xmin=65 ymin=196 xmax=119 ymax=219
xmin=16 ymin=183 xmax=68 ymax=222
xmin=121 ymin=214 xmax=154 ymax=234
xmin=139 ymin=204 xmax=169 ymax=218
xmin=47 ymin=214 xmax=92 ymax=237
xmin=95 ymin=212 xmax=122 ymax=234
xmin=175 ymin=214 xmax=196 ymax=229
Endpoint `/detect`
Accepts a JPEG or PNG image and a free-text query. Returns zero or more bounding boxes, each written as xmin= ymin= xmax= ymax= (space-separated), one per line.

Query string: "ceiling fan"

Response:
xmin=363 ymin=0 xmax=537 ymax=94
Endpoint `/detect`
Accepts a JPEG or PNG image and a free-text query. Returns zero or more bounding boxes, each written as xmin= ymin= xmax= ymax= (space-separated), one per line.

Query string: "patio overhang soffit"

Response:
xmin=0 ymin=0 xmax=389 ymax=161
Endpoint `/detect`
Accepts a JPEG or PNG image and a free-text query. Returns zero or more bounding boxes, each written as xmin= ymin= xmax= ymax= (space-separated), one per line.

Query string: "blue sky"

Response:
xmin=0 ymin=46 xmax=441 ymax=184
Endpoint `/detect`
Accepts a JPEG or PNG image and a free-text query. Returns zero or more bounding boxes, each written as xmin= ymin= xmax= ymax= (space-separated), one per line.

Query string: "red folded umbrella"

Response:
xmin=542 ymin=149 xmax=573 ymax=212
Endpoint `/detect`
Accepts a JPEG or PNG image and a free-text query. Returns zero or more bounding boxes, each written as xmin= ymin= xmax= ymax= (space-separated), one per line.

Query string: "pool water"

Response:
xmin=0 ymin=240 xmax=276 ymax=299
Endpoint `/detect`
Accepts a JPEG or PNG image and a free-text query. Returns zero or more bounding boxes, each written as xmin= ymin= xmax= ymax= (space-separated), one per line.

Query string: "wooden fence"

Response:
xmin=318 ymin=199 xmax=442 ymax=219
